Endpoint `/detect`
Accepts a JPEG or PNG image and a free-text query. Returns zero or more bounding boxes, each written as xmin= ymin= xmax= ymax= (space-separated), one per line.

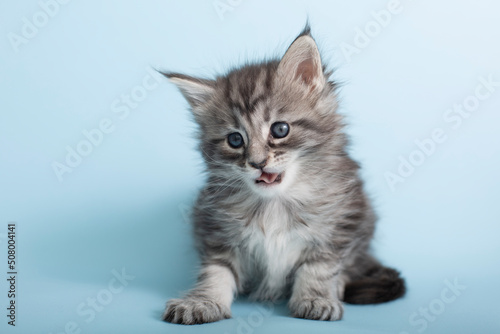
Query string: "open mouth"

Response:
xmin=255 ymin=171 xmax=284 ymax=186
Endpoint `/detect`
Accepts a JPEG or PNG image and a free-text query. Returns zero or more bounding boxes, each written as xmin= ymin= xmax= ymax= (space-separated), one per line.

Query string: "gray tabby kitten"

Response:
xmin=161 ymin=26 xmax=405 ymax=325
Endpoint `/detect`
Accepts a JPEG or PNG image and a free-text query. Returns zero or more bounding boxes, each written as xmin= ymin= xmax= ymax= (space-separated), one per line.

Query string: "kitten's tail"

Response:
xmin=343 ymin=265 xmax=406 ymax=304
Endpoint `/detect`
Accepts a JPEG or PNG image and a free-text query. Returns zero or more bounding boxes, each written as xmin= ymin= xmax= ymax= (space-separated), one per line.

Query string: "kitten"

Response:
xmin=161 ymin=26 xmax=405 ymax=325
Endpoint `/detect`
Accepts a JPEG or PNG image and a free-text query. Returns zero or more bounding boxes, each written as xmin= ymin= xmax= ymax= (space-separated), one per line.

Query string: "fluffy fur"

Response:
xmin=161 ymin=26 xmax=405 ymax=325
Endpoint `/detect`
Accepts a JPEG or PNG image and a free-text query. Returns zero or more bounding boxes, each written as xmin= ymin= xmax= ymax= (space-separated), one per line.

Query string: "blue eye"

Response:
xmin=271 ymin=122 xmax=290 ymax=138
xmin=227 ymin=132 xmax=244 ymax=148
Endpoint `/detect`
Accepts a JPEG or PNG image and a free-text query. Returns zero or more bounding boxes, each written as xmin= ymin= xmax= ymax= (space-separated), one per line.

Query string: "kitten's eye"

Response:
xmin=227 ymin=132 xmax=244 ymax=148
xmin=271 ymin=122 xmax=290 ymax=138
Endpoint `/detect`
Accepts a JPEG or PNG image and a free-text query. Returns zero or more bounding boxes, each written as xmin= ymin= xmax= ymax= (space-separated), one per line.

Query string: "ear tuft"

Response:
xmin=161 ymin=72 xmax=215 ymax=108
xmin=298 ymin=22 xmax=311 ymax=38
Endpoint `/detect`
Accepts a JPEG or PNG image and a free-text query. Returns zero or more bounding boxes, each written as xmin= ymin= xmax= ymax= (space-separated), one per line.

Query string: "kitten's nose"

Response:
xmin=249 ymin=158 xmax=267 ymax=170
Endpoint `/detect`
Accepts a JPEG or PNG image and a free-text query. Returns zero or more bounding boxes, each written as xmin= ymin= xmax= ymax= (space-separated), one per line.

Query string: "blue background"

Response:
xmin=1 ymin=0 xmax=499 ymax=333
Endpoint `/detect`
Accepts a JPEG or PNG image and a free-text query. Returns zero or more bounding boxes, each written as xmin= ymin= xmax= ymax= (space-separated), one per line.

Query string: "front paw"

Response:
xmin=162 ymin=298 xmax=231 ymax=325
xmin=289 ymin=297 xmax=344 ymax=321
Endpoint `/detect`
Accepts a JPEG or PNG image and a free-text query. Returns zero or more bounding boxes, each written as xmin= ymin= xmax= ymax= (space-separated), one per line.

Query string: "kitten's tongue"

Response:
xmin=257 ymin=172 xmax=279 ymax=184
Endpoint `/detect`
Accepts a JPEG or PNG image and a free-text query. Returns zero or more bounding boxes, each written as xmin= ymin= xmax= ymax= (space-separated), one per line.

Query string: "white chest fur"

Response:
xmin=237 ymin=200 xmax=310 ymax=298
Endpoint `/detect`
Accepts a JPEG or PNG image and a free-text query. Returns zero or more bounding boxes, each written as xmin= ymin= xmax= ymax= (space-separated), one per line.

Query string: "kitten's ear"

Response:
xmin=161 ymin=72 xmax=215 ymax=108
xmin=277 ymin=29 xmax=325 ymax=92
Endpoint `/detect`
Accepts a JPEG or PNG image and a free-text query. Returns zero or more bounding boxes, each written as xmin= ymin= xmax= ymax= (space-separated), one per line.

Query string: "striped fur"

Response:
xmin=161 ymin=26 xmax=405 ymax=325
